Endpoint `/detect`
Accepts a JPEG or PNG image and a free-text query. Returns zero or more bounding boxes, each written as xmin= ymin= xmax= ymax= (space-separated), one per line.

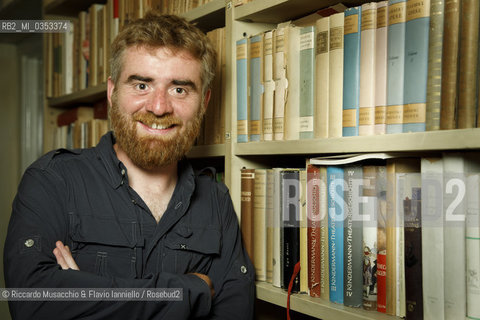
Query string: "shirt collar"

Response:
xmin=95 ymin=131 xmax=124 ymax=189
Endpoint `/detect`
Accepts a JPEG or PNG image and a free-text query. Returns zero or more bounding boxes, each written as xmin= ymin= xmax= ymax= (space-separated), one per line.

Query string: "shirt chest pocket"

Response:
xmin=69 ymin=215 xmax=139 ymax=279
xmin=162 ymin=225 xmax=221 ymax=274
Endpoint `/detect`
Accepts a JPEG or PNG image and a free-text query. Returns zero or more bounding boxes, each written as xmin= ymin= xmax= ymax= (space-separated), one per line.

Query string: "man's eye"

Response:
xmin=136 ymin=83 xmax=148 ymax=90
xmin=174 ymin=87 xmax=186 ymax=94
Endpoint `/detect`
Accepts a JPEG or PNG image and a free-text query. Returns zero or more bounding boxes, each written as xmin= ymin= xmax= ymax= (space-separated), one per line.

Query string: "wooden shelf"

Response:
xmin=182 ymin=0 xmax=225 ymax=31
xmin=188 ymin=143 xmax=225 ymax=158
xmin=47 ymin=83 xmax=107 ymax=108
xmin=43 ymin=0 xmax=107 ymax=16
xmin=234 ymin=129 xmax=480 ymax=156
xmin=256 ymin=282 xmax=398 ymax=320
xmin=234 ymin=0 xmax=364 ymax=24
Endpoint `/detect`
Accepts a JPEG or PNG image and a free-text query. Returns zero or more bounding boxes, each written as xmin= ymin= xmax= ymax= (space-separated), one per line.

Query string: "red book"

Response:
xmin=57 ymin=106 xmax=94 ymax=127
xmin=377 ymin=251 xmax=387 ymax=313
xmin=93 ymin=98 xmax=108 ymax=119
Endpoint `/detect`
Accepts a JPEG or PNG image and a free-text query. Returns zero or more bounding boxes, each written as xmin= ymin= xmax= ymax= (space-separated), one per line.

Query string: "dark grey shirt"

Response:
xmin=4 ymin=132 xmax=254 ymax=319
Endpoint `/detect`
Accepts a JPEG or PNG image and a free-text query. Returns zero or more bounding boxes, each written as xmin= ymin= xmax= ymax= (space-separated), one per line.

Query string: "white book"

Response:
xmin=273 ymin=23 xmax=289 ymax=141
xmin=315 ymin=16 xmax=330 ymax=139
xmin=284 ymin=24 xmax=300 ymax=141
xmin=443 ymin=153 xmax=467 ymax=319
xmin=421 ymin=157 xmax=445 ymax=320
xmin=253 ymin=169 xmax=267 ymax=281
xmin=64 ymin=21 xmax=74 ymax=95
xmin=359 ymin=2 xmax=377 ymax=136
xmin=465 ymin=154 xmax=480 ymax=319
xmin=263 ymin=30 xmax=275 ymax=141
xmin=328 ymin=12 xmax=344 ymax=138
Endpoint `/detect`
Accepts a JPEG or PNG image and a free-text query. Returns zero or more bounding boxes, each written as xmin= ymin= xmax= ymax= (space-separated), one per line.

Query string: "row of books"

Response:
xmin=240 ymin=152 xmax=480 ymax=319
xmin=52 ymin=102 xmax=109 ymax=149
xmin=236 ymin=0 xmax=480 ymax=143
xmin=197 ymin=27 xmax=226 ymax=146
xmin=45 ymin=0 xmax=218 ymax=97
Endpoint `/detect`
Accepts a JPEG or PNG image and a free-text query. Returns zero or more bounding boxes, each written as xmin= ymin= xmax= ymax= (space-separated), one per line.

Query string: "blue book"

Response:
xmin=249 ymin=34 xmax=264 ymax=141
xmin=236 ymin=38 xmax=248 ymax=142
xmin=299 ymin=26 xmax=316 ymax=139
xmin=386 ymin=0 xmax=407 ymax=134
xmin=327 ymin=166 xmax=344 ymax=304
xmin=403 ymin=0 xmax=430 ymax=132
xmin=342 ymin=6 xmax=362 ymax=137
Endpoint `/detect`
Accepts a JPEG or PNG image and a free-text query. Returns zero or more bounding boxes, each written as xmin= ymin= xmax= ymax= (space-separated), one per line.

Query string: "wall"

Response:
xmin=0 ymin=42 xmax=20 ymax=320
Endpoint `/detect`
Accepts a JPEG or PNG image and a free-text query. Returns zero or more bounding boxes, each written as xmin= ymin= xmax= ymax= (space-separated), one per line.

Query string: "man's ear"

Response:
xmin=107 ymin=76 xmax=115 ymax=107
xmin=203 ymin=89 xmax=212 ymax=111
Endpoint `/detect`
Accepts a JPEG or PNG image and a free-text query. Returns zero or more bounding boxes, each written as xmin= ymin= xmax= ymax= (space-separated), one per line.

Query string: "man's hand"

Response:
xmin=191 ymin=273 xmax=214 ymax=298
xmin=53 ymin=241 xmax=79 ymax=270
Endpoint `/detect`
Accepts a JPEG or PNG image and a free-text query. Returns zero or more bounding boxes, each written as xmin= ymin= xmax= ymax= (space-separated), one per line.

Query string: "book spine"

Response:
xmin=443 ymin=154 xmax=467 ymax=319
xmin=319 ymin=166 xmax=330 ymax=301
xmin=403 ymin=0 xmax=430 ymax=133
xmin=273 ymin=27 xmax=287 ymax=141
xmin=284 ymin=25 xmax=300 ymax=141
xmin=315 ymin=17 xmax=329 ymax=139
xmin=439 ymin=0 xmax=460 ymax=130
xmin=281 ymin=169 xmax=301 ymax=292
xmin=307 ymin=164 xmax=322 ymax=297
xmin=266 ymin=169 xmax=274 ymax=283
xmin=343 ymin=165 xmax=363 ymax=307
xmin=425 ymin=0 xmax=444 ymax=131
xmin=466 ymin=173 xmax=480 ymax=319
xmin=359 ymin=2 xmax=377 ymax=136
xmin=362 ymin=165 xmax=378 ymax=310
xmin=457 ymin=0 xmax=479 ymax=129
xmin=342 ymin=6 xmax=362 ymax=137
xmin=240 ymin=168 xmax=255 ymax=263
xmin=249 ymin=34 xmax=264 ymax=142
xmin=396 ymin=170 xmax=421 ymax=318
xmin=236 ymin=38 xmax=249 ymax=142
xmin=299 ymin=169 xmax=308 ymax=293
xmin=404 ymin=184 xmax=423 ymax=319
xmin=263 ymin=30 xmax=275 ymax=141
xmin=327 ymin=166 xmax=344 ymax=304
xmin=272 ymin=168 xmax=283 ymax=287
xmin=375 ymin=2 xmax=389 ymax=135
xmin=299 ymin=26 xmax=316 ymax=139
xmin=376 ymin=165 xmax=388 ymax=313
xmin=253 ymin=169 xmax=267 ymax=281
xmin=328 ymin=12 xmax=345 ymax=138
xmin=386 ymin=0 xmax=407 ymax=134
xmin=420 ymin=157 xmax=445 ymax=320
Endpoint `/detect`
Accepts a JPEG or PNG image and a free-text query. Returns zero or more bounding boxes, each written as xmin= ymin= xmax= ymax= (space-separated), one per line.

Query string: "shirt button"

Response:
xmin=240 ymin=265 xmax=247 ymax=274
xmin=24 ymin=239 xmax=35 ymax=248
xmin=121 ymin=169 xmax=126 ymax=175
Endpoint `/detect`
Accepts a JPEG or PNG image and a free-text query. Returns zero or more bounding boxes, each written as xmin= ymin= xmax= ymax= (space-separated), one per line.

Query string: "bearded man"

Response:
xmin=4 ymin=13 xmax=254 ymax=320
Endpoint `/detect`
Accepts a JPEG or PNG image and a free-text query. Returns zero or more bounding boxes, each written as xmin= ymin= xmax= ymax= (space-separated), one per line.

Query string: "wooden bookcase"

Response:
xmin=41 ymin=0 xmax=480 ymax=319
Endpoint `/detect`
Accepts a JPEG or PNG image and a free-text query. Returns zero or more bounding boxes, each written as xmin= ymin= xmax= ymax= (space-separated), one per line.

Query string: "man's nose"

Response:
xmin=144 ymin=89 xmax=173 ymax=115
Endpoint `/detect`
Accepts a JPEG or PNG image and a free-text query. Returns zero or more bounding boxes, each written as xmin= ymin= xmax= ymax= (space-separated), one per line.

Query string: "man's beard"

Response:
xmin=109 ymin=96 xmax=205 ymax=170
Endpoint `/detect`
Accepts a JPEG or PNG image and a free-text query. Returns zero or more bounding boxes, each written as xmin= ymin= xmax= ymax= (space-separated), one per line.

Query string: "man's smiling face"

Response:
xmin=108 ymin=45 xmax=210 ymax=170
